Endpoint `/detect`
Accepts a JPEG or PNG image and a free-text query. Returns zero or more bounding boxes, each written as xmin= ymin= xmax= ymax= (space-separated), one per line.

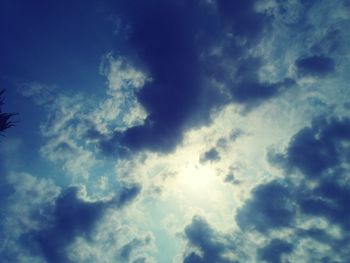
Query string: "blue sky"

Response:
xmin=1 ymin=0 xmax=350 ymax=262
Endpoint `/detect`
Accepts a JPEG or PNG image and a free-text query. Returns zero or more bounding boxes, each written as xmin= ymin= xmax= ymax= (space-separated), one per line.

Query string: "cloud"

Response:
xmin=258 ymin=239 xmax=293 ymax=263
xmin=234 ymin=116 xmax=350 ymax=261
xmin=299 ymin=178 xmax=350 ymax=231
xmin=216 ymin=0 xmax=271 ymax=44
xmin=275 ymin=117 xmax=350 ymax=178
xmin=26 ymin=187 xmax=107 ymax=263
xmin=18 ymin=56 xmax=149 ymax=179
xmin=183 ymin=216 xmax=238 ymax=263
xmin=295 ymin=55 xmax=335 ymax=77
xmin=21 ymin=184 xmax=141 ymax=263
xmin=0 ymin=172 xmax=60 ymax=262
xmin=66 ymin=213 xmax=156 ymax=263
xmin=200 ymin=148 xmax=220 ymax=163
xmin=99 ymin=0 xmax=294 ymax=153
xmin=109 ymin=0 xmax=206 ymax=152
xmin=236 ymin=181 xmax=295 ymax=233
xmin=115 ymin=184 xmax=142 ymax=208
xmin=40 ymin=135 xmax=97 ymax=180
xmin=4 ymin=0 xmax=350 ymax=262
xmin=0 ymin=171 xmax=141 ymax=263
xmin=19 ymin=83 xmax=57 ymax=106
xmin=17 ymin=59 xmax=147 ymax=182
xmin=119 ymin=235 xmax=153 ymax=262
xmin=230 ymin=76 xmax=295 ymax=106
xmin=96 ymin=54 xmax=149 ymax=133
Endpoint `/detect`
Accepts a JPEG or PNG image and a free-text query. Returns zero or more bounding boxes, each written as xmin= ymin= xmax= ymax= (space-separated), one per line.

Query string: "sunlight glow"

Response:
xmin=177 ymin=164 xmax=217 ymax=192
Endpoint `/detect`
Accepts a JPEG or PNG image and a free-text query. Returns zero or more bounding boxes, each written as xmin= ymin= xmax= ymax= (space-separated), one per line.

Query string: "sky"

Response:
xmin=0 ymin=0 xmax=350 ymax=262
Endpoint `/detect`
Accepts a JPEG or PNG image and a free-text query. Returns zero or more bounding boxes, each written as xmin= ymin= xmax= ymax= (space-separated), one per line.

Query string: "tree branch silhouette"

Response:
xmin=0 ymin=90 xmax=17 ymax=136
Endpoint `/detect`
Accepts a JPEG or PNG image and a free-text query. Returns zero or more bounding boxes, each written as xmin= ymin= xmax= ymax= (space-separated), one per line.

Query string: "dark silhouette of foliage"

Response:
xmin=0 ymin=90 xmax=17 ymax=136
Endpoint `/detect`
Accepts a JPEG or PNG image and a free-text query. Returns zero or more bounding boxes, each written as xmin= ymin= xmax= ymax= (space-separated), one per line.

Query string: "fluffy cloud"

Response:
xmin=234 ymin=116 xmax=350 ymax=262
xmin=99 ymin=0 xmax=298 ymax=153
xmin=67 ymin=212 xmax=156 ymax=263
xmin=0 ymin=171 xmax=142 ymax=263
xmin=18 ymin=55 xmax=149 ymax=184
xmin=183 ymin=216 xmax=239 ymax=263
xmin=180 ymin=116 xmax=350 ymax=262
xmin=236 ymin=181 xmax=296 ymax=233
xmin=23 ymin=184 xmax=141 ymax=263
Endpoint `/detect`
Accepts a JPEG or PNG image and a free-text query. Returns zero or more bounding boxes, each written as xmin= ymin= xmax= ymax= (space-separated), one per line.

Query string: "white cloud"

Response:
xmin=18 ymin=55 xmax=150 ymax=186
xmin=93 ymin=54 xmax=149 ymax=134
xmin=100 ymin=53 xmax=150 ymax=93
xmin=67 ymin=210 xmax=157 ymax=263
xmin=4 ymin=172 xmax=60 ymax=234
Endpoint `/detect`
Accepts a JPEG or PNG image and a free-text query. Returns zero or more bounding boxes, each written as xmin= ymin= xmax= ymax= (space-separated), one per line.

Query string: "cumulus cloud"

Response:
xmin=1 ymin=176 xmax=141 ymax=263
xmin=236 ymin=181 xmax=296 ymax=233
xmin=25 ymin=187 xmax=107 ymax=263
xmin=176 ymin=113 xmax=350 ymax=262
xmin=183 ymin=216 xmax=239 ymax=263
xmin=67 ymin=213 xmax=156 ymax=263
xmin=234 ymin=116 xmax=350 ymax=262
xmin=97 ymin=0 xmax=297 ymax=153
xmin=274 ymin=117 xmax=350 ymax=178
xmin=177 ymin=115 xmax=350 ymax=262
xmin=18 ymin=55 xmax=149 ymax=183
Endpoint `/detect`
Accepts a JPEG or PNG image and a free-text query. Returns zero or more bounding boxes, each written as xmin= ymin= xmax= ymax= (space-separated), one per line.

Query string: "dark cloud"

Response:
xmin=98 ymin=0 xmax=292 ymax=154
xmin=299 ymin=178 xmax=350 ymax=231
xmin=216 ymin=0 xmax=270 ymax=44
xmin=236 ymin=116 xmax=350 ymax=260
xmin=21 ymin=185 xmax=141 ymax=263
xmin=280 ymin=117 xmax=350 ymax=178
xmin=23 ymin=187 xmax=106 ymax=263
xmin=228 ymin=58 xmax=295 ymax=106
xmin=295 ymin=55 xmax=335 ymax=77
xmin=183 ymin=216 xmax=237 ymax=263
xmin=120 ymin=235 xmax=152 ymax=262
xmin=200 ymin=148 xmax=220 ymax=163
xmin=258 ymin=239 xmax=293 ymax=263
xmin=230 ymin=77 xmax=295 ymax=106
xmin=111 ymin=0 xmax=207 ymax=153
xmin=236 ymin=181 xmax=295 ymax=233
xmin=116 ymin=184 xmax=142 ymax=208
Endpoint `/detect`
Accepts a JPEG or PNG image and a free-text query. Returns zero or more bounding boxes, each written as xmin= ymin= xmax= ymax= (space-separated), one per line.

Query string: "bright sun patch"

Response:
xmin=177 ymin=164 xmax=216 ymax=192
